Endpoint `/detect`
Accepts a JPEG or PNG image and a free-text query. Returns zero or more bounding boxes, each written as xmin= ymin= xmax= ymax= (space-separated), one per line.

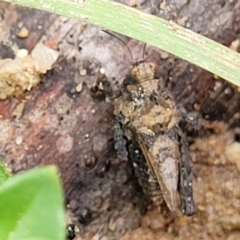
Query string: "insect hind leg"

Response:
xmin=178 ymin=129 xmax=196 ymax=216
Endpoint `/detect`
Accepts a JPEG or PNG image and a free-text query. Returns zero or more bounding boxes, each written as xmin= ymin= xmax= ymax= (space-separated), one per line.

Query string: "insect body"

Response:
xmin=98 ymin=61 xmax=196 ymax=216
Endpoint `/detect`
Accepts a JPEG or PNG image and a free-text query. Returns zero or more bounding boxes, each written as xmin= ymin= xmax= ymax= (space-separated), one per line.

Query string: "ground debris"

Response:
xmin=0 ymin=42 xmax=59 ymax=99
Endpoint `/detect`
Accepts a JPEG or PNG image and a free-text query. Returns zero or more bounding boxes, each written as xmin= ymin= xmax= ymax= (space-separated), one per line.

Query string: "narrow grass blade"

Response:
xmin=2 ymin=0 xmax=240 ymax=86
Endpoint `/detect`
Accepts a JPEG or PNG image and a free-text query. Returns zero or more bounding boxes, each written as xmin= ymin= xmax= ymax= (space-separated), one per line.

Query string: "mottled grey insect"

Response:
xmin=96 ymin=59 xmax=196 ymax=216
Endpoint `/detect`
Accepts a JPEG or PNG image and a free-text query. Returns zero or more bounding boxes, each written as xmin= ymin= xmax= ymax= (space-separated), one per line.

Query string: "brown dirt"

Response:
xmin=1 ymin=1 xmax=240 ymax=239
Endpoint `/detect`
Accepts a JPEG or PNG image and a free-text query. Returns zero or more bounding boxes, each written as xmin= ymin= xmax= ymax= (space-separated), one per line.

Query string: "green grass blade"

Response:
xmin=2 ymin=0 xmax=240 ymax=86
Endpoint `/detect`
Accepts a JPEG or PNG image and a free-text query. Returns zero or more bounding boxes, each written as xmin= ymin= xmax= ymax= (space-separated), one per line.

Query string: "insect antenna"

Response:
xmin=102 ymin=30 xmax=155 ymax=87
xmin=102 ymin=30 xmax=134 ymax=63
xmin=141 ymin=43 xmax=147 ymax=62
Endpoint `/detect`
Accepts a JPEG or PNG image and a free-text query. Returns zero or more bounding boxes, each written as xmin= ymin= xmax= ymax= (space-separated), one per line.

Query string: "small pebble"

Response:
xmin=18 ymin=21 xmax=23 ymax=28
xmin=79 ymin=69 xmax=87 ymax=76
xmin=16 ymin=49 xmax=28 ymax=58
xmin=160 ymin=51 xmax=169 ymax=59
xmin=198 ymin=205 xmax=205 ymax=211
xmin=100 ymin=67 xmax=105 ymax=74
xmin=230 ymin=39 xmax=240 ymax=51
xmin=186 ymin=21 xmax=191 ymax=28
xmin=221 ymin=216 xmax=240 ymax=231
xmin=15 ymin=136 xmax=23 ymax=145
xmin=76 ymin=83 xmax=83 ymax=92
xmin=84 ymin=155 xmax=96 ymax=168
xmin=36 ymin=145 xmax=43 ymax=151
xmin=193 ymin=103 xmax=200 ymax=111
xmin=17 ymin=27 xmax=29 ymax=38
xmin=160 ymin=1 xmax=166 ymax=9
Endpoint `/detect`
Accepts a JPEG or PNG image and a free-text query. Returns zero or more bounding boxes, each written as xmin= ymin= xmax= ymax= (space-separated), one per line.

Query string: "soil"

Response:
xmin=1 ymin=0 xmax=240 ymax=239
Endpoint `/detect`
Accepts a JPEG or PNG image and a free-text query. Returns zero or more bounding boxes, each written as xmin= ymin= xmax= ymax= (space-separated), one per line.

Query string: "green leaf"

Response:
xmin=0 ymin=166 xmax=65 ymax=240
xmin=0 ymin=159 xmax=11 ymax=185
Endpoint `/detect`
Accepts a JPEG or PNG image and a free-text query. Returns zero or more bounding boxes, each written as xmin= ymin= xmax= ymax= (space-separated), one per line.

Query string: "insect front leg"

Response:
xmin=113 ymin=116 xmax=128 ymax=161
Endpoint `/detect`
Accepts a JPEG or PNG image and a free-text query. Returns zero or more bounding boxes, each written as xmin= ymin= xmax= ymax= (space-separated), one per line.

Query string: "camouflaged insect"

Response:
xmin=96 ymin=61 xmax=196 ymax=216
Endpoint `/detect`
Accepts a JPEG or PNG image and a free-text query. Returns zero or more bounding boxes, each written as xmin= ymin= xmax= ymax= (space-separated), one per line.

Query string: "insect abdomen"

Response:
xmin=128 ymin=143 xmax=164 ymax=207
